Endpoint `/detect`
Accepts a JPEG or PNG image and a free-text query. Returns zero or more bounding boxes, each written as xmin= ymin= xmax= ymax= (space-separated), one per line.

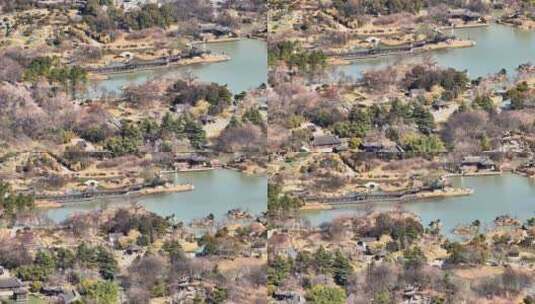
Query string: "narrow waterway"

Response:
xmin=41 ymin=169 xmax=267 ymax=224
xmin=302 ymin=174 xmax=535 ymax=237
xmin=335 ymin=24 xmax=535 ymax=79
xmin=85 ymin=39 xmax=267 ymax=98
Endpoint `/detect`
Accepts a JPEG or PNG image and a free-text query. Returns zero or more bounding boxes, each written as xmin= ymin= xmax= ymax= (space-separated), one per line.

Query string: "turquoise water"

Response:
xmin=42 ymin=169 xmax=267 ymax=224
xmin=86 ymin=39 xmax=267 ymax=97
xmin=335 ymin=24 xmax=535 ymax=79
xmin=302 ymin=174 xmax=535 ymax=237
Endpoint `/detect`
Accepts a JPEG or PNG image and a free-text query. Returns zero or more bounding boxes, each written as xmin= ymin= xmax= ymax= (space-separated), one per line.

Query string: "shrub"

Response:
xmin=306 ymin=284 xmax=347 ymax=304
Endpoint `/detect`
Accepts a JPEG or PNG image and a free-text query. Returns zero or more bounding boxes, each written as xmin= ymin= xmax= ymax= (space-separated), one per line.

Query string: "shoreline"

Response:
xmin=191 ymin=37 xmax=242 ymax=46
xmin=204 ymin=37 xmax=241 ymax=43
xmin=438 ymin=23 xmax=490 ymax=30
xmin=222 ymin=165 xmax=267 ymax=177
xmin=300 ymin=202 xmax=334 ymax=211
xmin=161 ymin=167 xmax=216 ymax=174
xmin=87 ymin=54 xmax=230 ymax=78
xmin=35 ymin=183 xmax=194 ymax=209
xmin=443 ymin=170 xmax=503 ymax=177
xmin=408 ymin=187 xmax=473 ymax=200
xmin=514 ymin=170 xmax=535 ymax=179
xmin=328 ymin=39 xmax=475 ymax=64
xmin=301 ymin=186 xmax=474 ymax=209
xmin=300 ymin=170 xmax=534 ymax=212
xmin=85 ymin=36 xmax=263 ymax=80
xmin=498 ymin=19 xmax=535 ymax=30
xmin=35 ymin=199 xmax=63 ymax=208
xmin=136 ymin=183 xmax=194 ymax=195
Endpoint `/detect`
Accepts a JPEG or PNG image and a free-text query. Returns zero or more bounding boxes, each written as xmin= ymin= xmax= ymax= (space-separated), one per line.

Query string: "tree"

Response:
xmin=412 ymin=104 xmax=435 ymax=133
xmin=169 ymin=80 xmax=232 ymax=114
xmin=403 ymin=65 xmax=468 ymax=99
xmin=331 ymin=106 xmax=372 ymax=139
xmin=227 ymin=116 xmax=241 ymax=128
xmin=480 ymin=135 xmax=491 ymax=151
xmin=361 ymin=66 xmax=400 ymax=92
xmin=123 ymin=4 xmax=176 ymax=30
xmin=199 ymin=234 xmax=218 ymax=256
xmin=97 ymin=247 xmax=119 ymax=280
xmin=403 ymin=246 xmax=426 ymax=271
xmin=365 ymin=263 xmax=397 ymax=297
xmin=0 ymin=239 xmax=32 ymax=269
xmin=209 ymin=287 xmax=228 ymax=304
xmin=67 ymin=66 xmax=88 ymax=99
xmin=374 ymin=290 xmax=394 ymax=304
xmin=16 ymin=264 xmax=50 ymax=282
xmin=161 ymin=112 xmax=180 ymax=135
xmin=445 ymin=240 xmax=488 ymax=265
xmin=402 ymin=134 xmax=445 ymax=153
xmin=162 ymin=240 xmax=186 ymax=265
xmin=55 ymin=248 xmax=75 ymax=270
xmin=242 ymin=108 xmax=263 ymax=125
xmin=23 ymin=57 xmax=87 ymax=97
xmin=76 ymin=243 xmax=99 ymax=269
xmin=269 ymin=41 xmax=326 ymax=71
xmin=80 ymin=279 xmax=119 ymax=304
xmin=267 ymin=183 xmax=303 ymax=217
xmin=267 ymin=255 xmax=291 ymax=287
xmin=216 ymin=123 xmax=264 ymax=152
xmin=105 ymin=121 xmax=143 ymax=156
xmin=105 ymin=136 xmax=139 ymax=156
xmin=473 ymin=95 xmax=494 ymax=112
xmin=183 ymin=117 xmax=206 ymax=149
xmin=507 ymin=82 xmax=530 ymax=110
xmin=306 ymin=285 xmax=346 ymax=304
xmin=332 ymin=250 xmax=353 ymax=286
xmin=0 ymin=55 xmax=23 ymax=83
xmin=35 ymin=250 xmax=57 ymax=272
xmin=74 ymin=243 xmax=118 ymax=280
xmin=126 ymin=286 xmax=151 ymax=304
xmin=127 ymin=255 xmax=168 ymax=297
xmin=313 ymin=246 xmax=333 ymax=275
xmin=123 ymin=82 xmax=161 ymax=108
xmin=0 ymin=181 xmax=34 ymax=221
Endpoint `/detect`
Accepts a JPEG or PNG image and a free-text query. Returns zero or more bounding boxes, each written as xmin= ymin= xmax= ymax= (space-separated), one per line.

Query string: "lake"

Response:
xmin=86 ymin=38 xmax=268 ymax=98
xmin=335 ymin=24 xmax=535 ymax=79
xmin=41 ymin=169 xmax=267 ymax=224
xmin=302 ymin=174 xmax=535 ymax=237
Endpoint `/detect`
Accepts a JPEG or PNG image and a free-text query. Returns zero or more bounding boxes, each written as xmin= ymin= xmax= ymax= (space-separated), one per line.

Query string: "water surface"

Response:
xmin=86 ymin=39 xmax=267 ymax=98
xmin=335 ymin=24 xmax=535 ymax=79
xmin=42 ymin=169 xmax=267 ymax=224
xmin=303 ymin=174 xmax=535 ymax=237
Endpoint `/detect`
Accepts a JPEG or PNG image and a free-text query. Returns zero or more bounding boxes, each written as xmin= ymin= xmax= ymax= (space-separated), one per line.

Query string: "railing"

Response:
xmin=33 ymin=188 xmax=132 ymax=202
xmin=85 ymin=51 xmax=205 ymax=74
xmin=302 ymin=187 xmax=433 ymax=205
xmin=324 ymin=36 xmax=452 ymax=60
